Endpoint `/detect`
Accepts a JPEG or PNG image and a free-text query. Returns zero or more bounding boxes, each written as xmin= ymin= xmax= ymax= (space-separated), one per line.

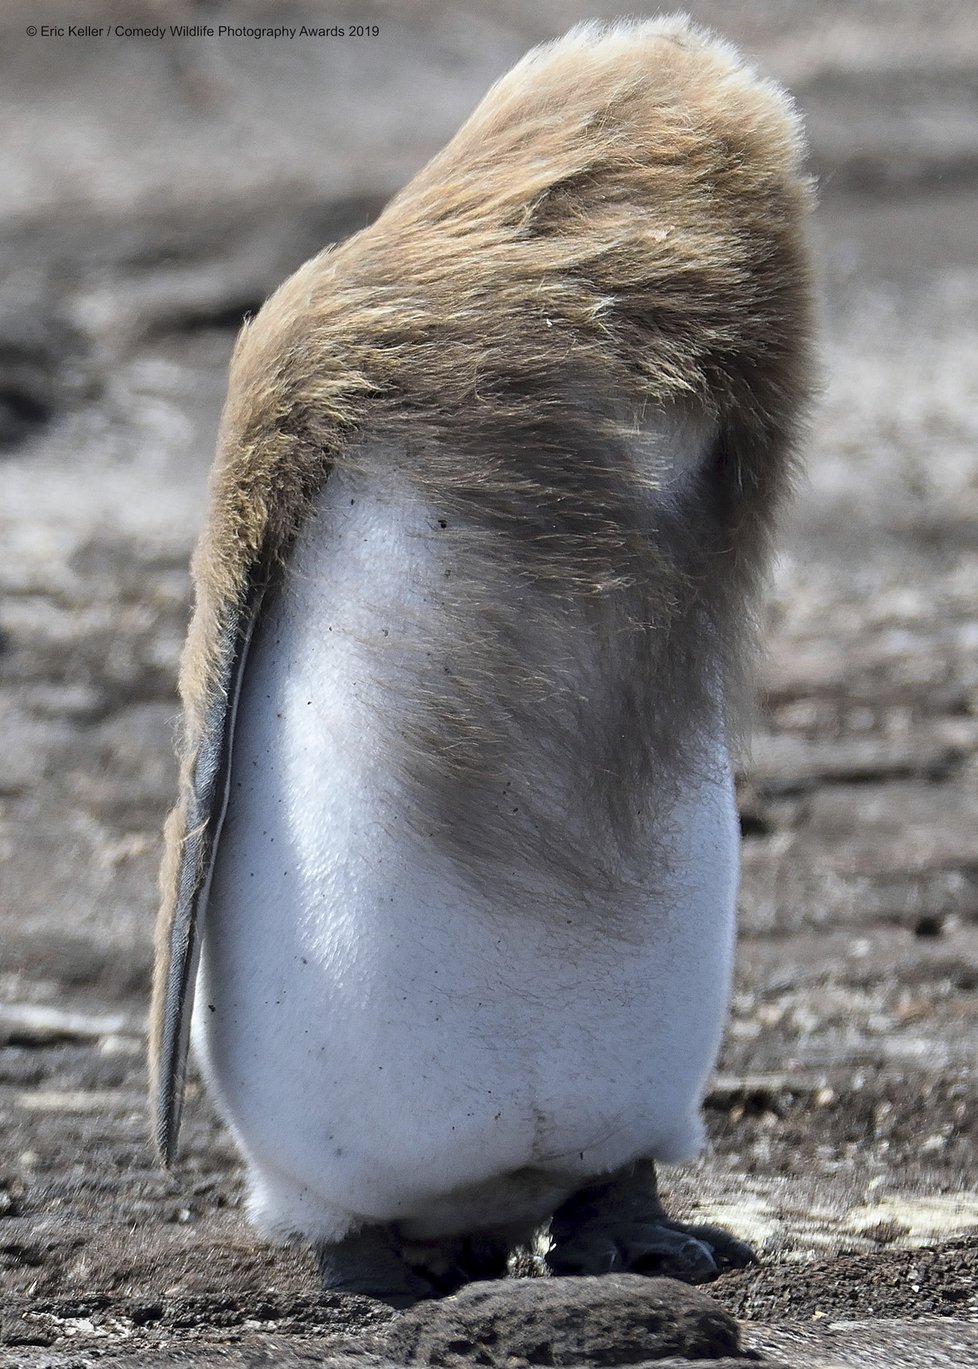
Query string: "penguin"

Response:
xmin=149 ymin=17 xmax=815 ymax=1306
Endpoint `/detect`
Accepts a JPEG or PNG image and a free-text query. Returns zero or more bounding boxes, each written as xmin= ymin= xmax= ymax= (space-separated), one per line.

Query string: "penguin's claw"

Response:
xmin=547 ymin=1220 xmax=720 ymax=1283
xmin=545 ymin=1161 xmax=756 ymax=1285
xmin=546 ymin=1218 xmax=755 ymax=1283
xmin=659 ymin=1220 xmax=757 ymax=1273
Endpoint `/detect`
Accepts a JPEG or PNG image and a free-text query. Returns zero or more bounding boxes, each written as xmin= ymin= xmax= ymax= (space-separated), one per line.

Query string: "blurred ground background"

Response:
xmin=0 ymin=1 xmax=976 ymax=1366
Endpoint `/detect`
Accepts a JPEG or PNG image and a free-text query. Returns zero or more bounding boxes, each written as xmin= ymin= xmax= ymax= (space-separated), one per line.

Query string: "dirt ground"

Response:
xmin=1 ymin=2 xmax=977 ymax=1366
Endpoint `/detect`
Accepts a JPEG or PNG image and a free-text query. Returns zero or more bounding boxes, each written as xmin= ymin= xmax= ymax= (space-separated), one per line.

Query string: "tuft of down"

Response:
xmin=150 ymin=16 xmax=816 ymax=1164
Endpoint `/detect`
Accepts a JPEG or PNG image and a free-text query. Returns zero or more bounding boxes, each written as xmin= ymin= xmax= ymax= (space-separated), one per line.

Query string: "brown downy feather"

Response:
xmin=150 ymin=16 xmax=816 ymax=1159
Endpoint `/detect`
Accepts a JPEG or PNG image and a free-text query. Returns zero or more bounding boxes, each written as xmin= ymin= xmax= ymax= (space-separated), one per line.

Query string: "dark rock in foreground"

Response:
xmin=384 ymin=1274 xmax=762 ymax=1366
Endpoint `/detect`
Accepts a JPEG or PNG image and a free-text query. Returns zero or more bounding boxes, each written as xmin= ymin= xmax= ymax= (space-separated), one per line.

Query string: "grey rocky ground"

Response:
xmin=1 ymin=2 xmax=976 ymax=1366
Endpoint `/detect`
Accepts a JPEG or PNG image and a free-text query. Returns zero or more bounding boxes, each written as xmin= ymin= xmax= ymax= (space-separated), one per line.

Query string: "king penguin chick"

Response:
xmin=150 ymin=17 xmax=815 ymax=1307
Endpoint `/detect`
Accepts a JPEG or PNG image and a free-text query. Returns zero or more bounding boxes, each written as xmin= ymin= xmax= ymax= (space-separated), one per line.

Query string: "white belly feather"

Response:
xmin=194 ymin=465 xmax=739 ymax=1243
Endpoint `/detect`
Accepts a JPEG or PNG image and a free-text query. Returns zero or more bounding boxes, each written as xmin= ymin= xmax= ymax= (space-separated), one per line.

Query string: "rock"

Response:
xmin=0 ymin=287 xmax=89 ymax=448
xmin=383 ymin=1275 xmax=749 ymax=1366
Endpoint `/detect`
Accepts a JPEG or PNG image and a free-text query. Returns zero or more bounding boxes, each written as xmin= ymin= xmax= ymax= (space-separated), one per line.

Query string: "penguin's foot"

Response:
xmin=438 ymin=1232 xmax=513 ymax=1288
xmin=545 ymin=1159 xmax=755 ymax=1285
xmin=317 ymin=1226 xmax=513 ymax=1307
xmin=317 ymin=1225 xmax=438 ymax=1308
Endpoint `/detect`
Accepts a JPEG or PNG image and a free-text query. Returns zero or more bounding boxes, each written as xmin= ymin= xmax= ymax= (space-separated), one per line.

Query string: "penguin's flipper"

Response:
xmin=149 ymin=578 xmax=264 ymax=1167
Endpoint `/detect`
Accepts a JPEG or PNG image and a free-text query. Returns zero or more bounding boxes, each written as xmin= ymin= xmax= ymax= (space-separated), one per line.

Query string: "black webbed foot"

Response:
xmin=546 ymin=1159 xmax=755 ymax=1284
xmin=318 ymin=1226 xmax=513 ymax=1307
xmin=317 ymin=1226 xmax=439 ymax=1308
